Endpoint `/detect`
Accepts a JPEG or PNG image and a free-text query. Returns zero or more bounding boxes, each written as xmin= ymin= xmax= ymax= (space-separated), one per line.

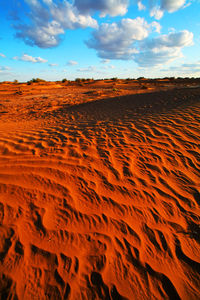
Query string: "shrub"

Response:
xmin=27 ymin=78 xmax=46 ymax=84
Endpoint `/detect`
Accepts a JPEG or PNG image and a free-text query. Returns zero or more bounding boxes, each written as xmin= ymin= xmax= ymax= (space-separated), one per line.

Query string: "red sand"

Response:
xmin=0 ymin=79 xmax=200 ymax=299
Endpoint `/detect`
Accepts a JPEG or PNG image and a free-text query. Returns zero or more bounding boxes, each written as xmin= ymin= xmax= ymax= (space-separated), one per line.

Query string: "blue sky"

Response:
xmin=0 ymin=0 xmax=200 ymax=81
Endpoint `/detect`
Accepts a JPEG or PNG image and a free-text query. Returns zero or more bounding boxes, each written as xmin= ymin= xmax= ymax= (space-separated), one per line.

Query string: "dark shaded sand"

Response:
xmin=0 ymin=80 xmax=200 ymax=299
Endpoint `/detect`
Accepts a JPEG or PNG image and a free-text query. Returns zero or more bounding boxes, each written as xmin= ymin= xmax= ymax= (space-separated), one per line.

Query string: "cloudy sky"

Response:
xmin=0 ymin=0 xmax=200 ymax=81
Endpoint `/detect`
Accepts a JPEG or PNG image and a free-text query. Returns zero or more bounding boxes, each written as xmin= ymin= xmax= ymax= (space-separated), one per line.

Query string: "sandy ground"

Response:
xmin=0 ymin=79 xmax=200 ymax=299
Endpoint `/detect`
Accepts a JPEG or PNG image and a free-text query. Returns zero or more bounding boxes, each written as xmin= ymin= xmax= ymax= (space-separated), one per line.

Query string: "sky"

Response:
xmin=0 ymin=0 xmax=200 ymax=82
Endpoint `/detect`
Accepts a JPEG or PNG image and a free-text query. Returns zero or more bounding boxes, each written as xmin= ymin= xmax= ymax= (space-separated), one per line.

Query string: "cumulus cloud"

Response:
xmin=138 ymin=0 xmax=188 ymax=19
xmin=135 ymin=48 xmax=183 ymax=67
xmin=150 ymin=6 xmax=164 ymax=19
xmin=86 ymin=19 xmax=193 ymax=68
xmin=86 ymin=17 xmax=161 ymax=60
xmin=160 ymin=0 xmax=186 ymax=12
xmin=67 ymin=60 xmax=78 ymax=66
xmin=11 ymin=0 xmax=192 ymax=52
xmin=49 ymin=1 xmax=97 ymax=29
xmin=139 ymin=30 xmax=193 ymax=49
xmin=0 ymin=53 xmax=6 ymax=58
xmin=16 ymin=20 xmax=64 ymax=48
xmin=138 ymin=1 xmax=146 ymax=10
xmin=13 ymin=54 xmax=47 ymax=63
xmin=74 ymin=0 xmax=129 ymax=17
xmin=14 ymin=0 xmax=97 ymax=48
xmin=135 ymin=30 xmax=193 ymax=67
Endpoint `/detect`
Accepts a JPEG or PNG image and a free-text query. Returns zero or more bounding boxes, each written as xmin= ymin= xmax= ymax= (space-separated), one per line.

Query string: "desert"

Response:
xmin=0 ymin=78 xmax=200 ymax=299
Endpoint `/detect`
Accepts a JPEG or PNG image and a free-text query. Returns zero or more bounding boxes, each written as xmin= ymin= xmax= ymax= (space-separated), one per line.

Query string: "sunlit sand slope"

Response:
xmin=0 ymin=86 xmax=200 ymax=299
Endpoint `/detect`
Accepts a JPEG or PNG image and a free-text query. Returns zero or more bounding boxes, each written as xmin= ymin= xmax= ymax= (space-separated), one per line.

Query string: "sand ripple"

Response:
xmin=0 ymin=87 xmax=200 ymax=299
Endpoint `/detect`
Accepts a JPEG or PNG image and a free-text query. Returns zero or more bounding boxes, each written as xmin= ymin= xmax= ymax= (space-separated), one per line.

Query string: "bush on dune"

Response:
xmin=27 ymin=78 xmax=46 ymax=85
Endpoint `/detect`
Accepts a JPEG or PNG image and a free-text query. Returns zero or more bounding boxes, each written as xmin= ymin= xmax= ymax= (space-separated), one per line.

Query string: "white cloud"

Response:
xmin=135 ymin=30 xmax=193 ymax=67
xmin=160 ymin=0 xmax=186 ymax=12
xmin=49 ymin=63 xmax=58 ymax=66
xmin=0 ymin=66 xmax=11 ymax=71
xmin=161 ymin=61 xmax=200 ymax=74
xmin=138 ymin=1 xmax=146 ymax=10
xmin=86 ymin=20 xmax=193 ymax=68
xmin=74 ymin=0 xmax=129 ymax=17
xmin=139 ymin=30 xmax=193 ymax=49
xmin=150 ymin=6 xmax=164 ymax=19
xmin=0 ymin=66 xmax=12 ymax=77
xmin=151 ymin=21 xmax=161 ymax=33
xmin=138 ymin=0 xmax=188 ymax=19
xmin=67 ymin=60 xmax=78 ymax=66
xmin=13 ymin=54 xmax=47 ymax=63
xmin=182 ymin=62 xmax=200 ymax=69
xmin=183 ymin=1 xmax=192 ymax=9
xmin=16 ymin=20 xmax=64 ymax=48
xmin=101 ymin=64 xmax=115 ymax=70
xmin=100 ymin=59 xmax=110 ymax=64
xmin=76 ymin=65 xmax=108 ymax=74
xmin=135 ymin=48 xmax=183 ymax=67
xmin=14 ymin=0 xmax=97 ymax=48
xmin=50 ymin=1 xmax=98 ymax=30
xmin=0 ymin=53 xmax=6 ymax=58
xmin=86 ymin=17 xmax=161 ymax=60
xmin=77 ymin=66 xmax=97 ymax=72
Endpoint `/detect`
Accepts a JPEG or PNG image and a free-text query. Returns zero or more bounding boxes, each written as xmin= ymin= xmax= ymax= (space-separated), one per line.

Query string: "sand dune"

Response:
xmin=0 ymin=80 xmax=200 ymax=299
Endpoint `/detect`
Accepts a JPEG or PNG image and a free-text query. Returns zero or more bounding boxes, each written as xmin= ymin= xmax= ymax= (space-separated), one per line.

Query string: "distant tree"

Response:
xmin=27 ymin=78 xmax=46 ymax=84
xmin=75 ymin=78 xmax=87 ymax=84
